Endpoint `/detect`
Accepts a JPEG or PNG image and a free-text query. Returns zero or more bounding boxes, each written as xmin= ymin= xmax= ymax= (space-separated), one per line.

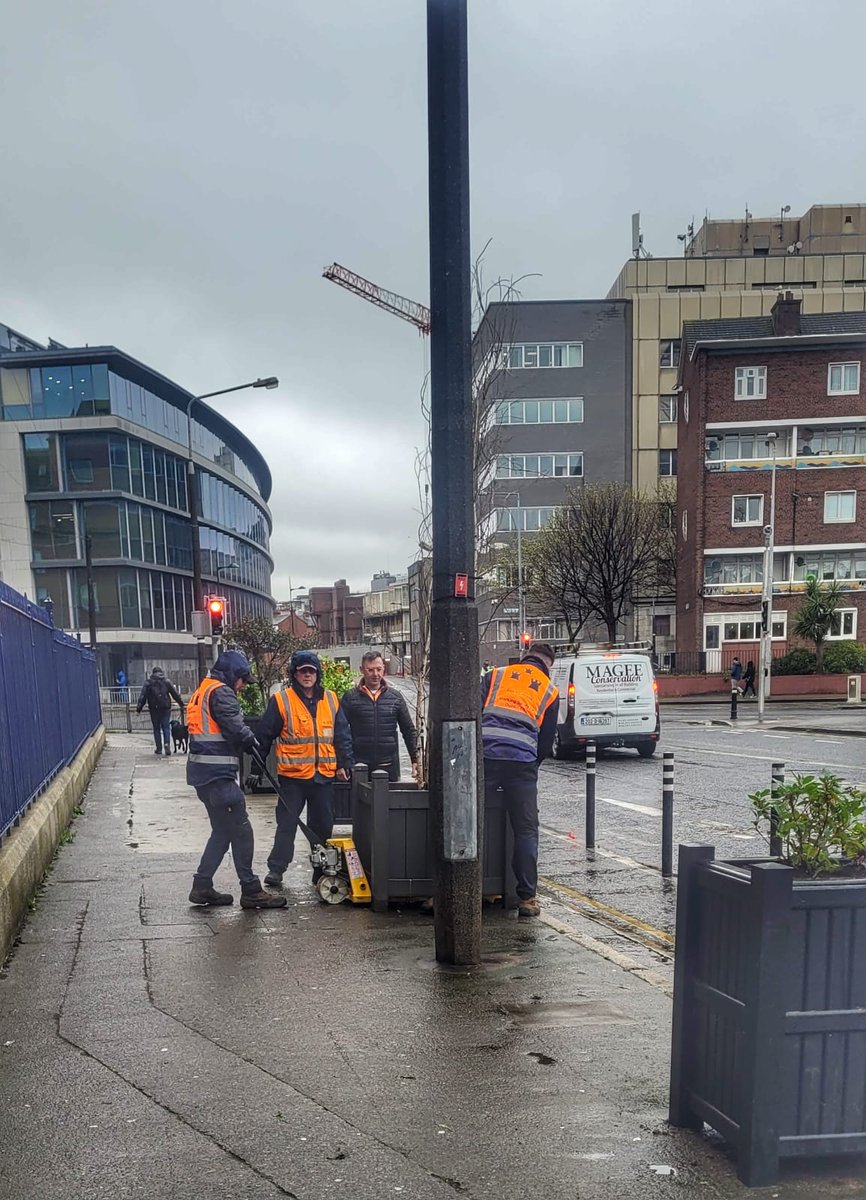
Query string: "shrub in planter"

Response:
xmin=751 ymin=771 xmax=866 ymax=876
xmin=770 ymin=647 xmax=816 ymax=675
xmin=670 ymin=774 xmax=866 ymax=1185
xmin=822 ymin=639 xmax=866 ymax=675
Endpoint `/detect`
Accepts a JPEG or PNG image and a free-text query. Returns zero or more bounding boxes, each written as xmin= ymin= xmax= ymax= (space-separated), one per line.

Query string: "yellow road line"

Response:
xmin=537 ymin=874 xmax=674 ymax=947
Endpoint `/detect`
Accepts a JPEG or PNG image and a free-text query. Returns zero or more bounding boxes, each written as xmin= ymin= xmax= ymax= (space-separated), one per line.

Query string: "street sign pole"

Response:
xmin=427 ymin=0 xmax=482 ymax=966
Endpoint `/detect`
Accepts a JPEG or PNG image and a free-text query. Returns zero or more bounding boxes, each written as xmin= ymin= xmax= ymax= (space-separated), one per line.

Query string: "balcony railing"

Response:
xmin=706 ymin=453 xmax=866 ymax=472
xmin=703 ymin=578 xmax=866 ymax=597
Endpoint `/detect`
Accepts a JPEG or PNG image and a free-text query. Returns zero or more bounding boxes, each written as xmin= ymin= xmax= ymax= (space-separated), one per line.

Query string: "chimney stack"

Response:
xmin=771 ymin=290 xmax=802 ymax=336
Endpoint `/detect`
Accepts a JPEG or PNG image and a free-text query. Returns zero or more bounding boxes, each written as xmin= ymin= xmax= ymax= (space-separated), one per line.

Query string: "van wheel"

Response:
xmin=553 ymin=732 xmax=571 ymax=760
xmin=637 ymin=742 xmax=656 ymax=758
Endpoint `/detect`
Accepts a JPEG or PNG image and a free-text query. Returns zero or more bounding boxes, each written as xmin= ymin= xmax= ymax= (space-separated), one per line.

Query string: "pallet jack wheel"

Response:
xmin=317 ymin=872 xmax=351 ymax=904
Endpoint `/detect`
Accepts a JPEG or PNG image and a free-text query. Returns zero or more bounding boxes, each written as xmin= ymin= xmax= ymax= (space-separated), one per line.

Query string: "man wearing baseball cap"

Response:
xmin=253 ymin=650 xmax=353 ymax=888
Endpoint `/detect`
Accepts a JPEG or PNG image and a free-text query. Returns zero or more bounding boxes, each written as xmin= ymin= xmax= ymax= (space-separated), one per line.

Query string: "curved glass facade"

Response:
xmin=2 ymin=350 xmax=274 ymax=687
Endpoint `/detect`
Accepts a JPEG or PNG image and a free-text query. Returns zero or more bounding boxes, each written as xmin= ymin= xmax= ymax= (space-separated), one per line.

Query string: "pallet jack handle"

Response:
xmin=248 ymin=748 xmax=327 ymax=848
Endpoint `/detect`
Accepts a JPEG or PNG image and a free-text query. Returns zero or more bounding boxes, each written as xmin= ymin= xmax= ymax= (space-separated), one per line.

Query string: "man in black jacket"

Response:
xmin=137 ymin=666 xmax=184 ymax=756
xmin=338 ymin=651 xmax=418 ymax=781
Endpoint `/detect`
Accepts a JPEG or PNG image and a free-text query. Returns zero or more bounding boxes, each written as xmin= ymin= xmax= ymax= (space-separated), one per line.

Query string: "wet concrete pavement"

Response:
xmin=2 ymin=733 xmax=866 ymax=1199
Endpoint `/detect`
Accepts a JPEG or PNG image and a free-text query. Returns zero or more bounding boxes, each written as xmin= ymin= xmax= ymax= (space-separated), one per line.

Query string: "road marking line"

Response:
xmin=599 ymin=796 xmax=661 ymax=817
xmin=538 ymin=910 xmax=673 ymax=996
xmin=662 ymin=742 xmax=866 ymax=773
xmin=816 ymin=739 xmax=842 ymax=744
xmin=762 ymin=734 xmax=791 ymax=739
xmin=538 ymin=874 xmax=674 ymax=946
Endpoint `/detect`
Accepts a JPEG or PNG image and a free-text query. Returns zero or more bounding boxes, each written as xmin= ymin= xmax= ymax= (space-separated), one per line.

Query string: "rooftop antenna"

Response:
xmin=676 ymin=218 xmax=696 ymax=257
xmin=631 ymin=212 xmax=652 ymax=260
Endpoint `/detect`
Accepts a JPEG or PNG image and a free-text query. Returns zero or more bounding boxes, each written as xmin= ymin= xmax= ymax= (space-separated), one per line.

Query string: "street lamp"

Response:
xmin=757 ymin=432 xmax=779 ymax=724
xmin=187 ymin=377 xmax=278 ymax=676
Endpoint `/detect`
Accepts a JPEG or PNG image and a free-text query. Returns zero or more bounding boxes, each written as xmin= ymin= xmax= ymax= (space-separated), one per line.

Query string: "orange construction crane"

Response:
xmin=323 ymin=262 xmax=431 ymax=336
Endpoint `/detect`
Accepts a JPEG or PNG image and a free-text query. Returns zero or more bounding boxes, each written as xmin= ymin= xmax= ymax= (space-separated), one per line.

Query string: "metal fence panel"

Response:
xmin=0 ymin=580 xmax=101 ymax=838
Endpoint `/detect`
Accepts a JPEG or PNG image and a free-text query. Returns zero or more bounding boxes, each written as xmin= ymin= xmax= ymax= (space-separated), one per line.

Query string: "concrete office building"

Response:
xmin=0 ymin=322 xmax=274 ymax=691
xmin=475 ymin=299 xmax=632 ymax=657
xmin=608 ymin=203 xmax=866 ymax=496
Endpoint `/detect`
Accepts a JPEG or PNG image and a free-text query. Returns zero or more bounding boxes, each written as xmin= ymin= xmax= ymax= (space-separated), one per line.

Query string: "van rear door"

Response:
xmin=612 ymin=656 xmax=656 ymax=737
xmin=572 ymin=660 xmax=617 ymax=735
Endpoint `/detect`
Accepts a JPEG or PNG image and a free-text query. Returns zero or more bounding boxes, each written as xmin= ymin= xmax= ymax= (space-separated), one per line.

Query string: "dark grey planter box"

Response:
xmin=670 ymin=844 xmax=866 ymax=1187
xmin=351 ymin=765 xmax=518 ymax=911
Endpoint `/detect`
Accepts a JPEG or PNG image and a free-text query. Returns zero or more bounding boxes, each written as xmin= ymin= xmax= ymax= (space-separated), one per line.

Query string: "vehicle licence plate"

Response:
xmin=580 ymin=715 xmax=611 ymax=727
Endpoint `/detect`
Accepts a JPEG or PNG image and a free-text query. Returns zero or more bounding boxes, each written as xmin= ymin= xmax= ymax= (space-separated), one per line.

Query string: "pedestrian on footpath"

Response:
xmin=741 ymin=660 xmax=757 ymax=698
xmin=481 ymin=641 xmax=559 ymax=918
xmin=729 ymin=656 xmax=743 ymax=694
xmin=338 ymin=650 xmax=418 ymax=781
xmin=186 ymin=650 xmax=286 ymax=910
xmin=252 ymin=650 xmax=353 ymax=889
xmin=137 ymin=666 xmax=184 ymax=756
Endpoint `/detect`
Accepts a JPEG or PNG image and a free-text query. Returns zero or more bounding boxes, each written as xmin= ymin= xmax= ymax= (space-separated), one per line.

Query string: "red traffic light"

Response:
xmin=521 ymin=631 xmax=531 ymax=645
xmin=208 ymin=599 xmax=224 ymax=616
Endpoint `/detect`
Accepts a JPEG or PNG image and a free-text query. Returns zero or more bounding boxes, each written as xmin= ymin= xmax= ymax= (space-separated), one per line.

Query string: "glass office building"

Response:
xmin=0 ymin=323 xmax=274 ymax=691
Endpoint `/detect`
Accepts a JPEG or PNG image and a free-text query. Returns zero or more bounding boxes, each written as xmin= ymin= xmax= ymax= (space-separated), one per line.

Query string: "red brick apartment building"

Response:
xmin=677 ymin=293 xmax=866 ymax=670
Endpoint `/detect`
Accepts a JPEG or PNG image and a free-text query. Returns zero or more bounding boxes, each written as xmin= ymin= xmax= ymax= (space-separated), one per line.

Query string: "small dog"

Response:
xmin=171 ymin=720 xmax=189 ymax=753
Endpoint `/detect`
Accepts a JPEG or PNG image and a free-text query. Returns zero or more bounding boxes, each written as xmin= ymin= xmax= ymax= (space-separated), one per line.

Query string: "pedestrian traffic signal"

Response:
xmin=207 ymin=596 xmax=226 ymax=635
xmin=519 ymin=631 xmax=531 ymax=650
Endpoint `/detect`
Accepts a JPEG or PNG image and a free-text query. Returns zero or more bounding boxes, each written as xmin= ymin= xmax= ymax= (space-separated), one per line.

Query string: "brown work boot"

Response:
xmin=518 ymin=897 xmax=541 ymax=918
xmin=188 ymin=886 xmax=233 ymax=906
xmin=240 ymin=889 xmax=287 ymax=909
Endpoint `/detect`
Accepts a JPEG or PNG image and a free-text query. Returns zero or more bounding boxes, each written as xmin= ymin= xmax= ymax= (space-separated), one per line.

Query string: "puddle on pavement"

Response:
xmin=501 ymin=999 xmax=632 ymax=1027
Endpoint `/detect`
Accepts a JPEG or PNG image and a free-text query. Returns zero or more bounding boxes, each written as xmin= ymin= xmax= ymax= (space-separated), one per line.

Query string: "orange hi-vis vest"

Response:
xmin=186 ymin=677 xmax=239 ymax=783
xmin=482 ymin=663 xmax=558 ymax=761
xmin=274 ymin=687 xmax=339 ymax=780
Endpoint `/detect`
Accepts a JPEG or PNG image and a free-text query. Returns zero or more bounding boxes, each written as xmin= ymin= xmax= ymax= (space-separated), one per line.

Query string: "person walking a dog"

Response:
xmin=137 ymin=667 xmax=184 ymax=756
xmin=186 ymin=650 xmax=286 ymax=909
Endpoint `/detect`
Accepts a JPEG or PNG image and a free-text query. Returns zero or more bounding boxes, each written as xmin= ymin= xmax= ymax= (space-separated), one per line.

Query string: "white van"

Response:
xmin=550 ymin=644 xmax=660 ymax=758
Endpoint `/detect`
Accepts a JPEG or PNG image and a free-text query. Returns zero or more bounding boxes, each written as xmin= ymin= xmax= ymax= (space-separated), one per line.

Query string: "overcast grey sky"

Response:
xmin=2 ymin=0 xmax=866 ymax=596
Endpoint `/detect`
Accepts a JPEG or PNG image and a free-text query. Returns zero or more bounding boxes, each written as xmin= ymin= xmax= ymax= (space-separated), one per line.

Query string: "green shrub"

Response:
xmin=751 ymin=772 xmax=866 ymax=876
xmin=771 ymin=647 xmax=816 ymax=675
xmin=320 ymin=656 xmax=353 ymax=697
xmin=822 ymin=640 xmax=866 ymax=674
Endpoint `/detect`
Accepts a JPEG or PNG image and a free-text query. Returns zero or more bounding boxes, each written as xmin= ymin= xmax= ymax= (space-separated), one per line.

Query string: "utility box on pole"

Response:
xmin=191 ymin=611 xmax=209 ymax=638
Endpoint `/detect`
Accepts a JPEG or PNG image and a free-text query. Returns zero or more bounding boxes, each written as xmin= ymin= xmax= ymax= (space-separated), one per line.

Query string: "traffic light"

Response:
xmin=519 ymin=631 xmax=531 ymax=651
xmin=207 ymin=596 xmax=226 ymax=636
xmin=760 ymin=599 xmax=769 ymax=633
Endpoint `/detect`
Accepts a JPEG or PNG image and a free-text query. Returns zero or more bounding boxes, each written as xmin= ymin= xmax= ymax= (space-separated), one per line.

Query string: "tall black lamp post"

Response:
xmin=427 ymin=0 xmax=482 ymax=965
xmin=186 ymin=377 xmax=278 ymax=677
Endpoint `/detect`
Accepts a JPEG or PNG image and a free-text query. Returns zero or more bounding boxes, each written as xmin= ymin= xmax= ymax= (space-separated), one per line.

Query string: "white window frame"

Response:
xmin=734 ymin=366 xmax=767 ymax=400
xmin=704 ymin=611 xmax=787 ymax=648
xmin=824 ymin=490 xmax=857 ymax=523
xmin=828 ymin=608 xmax=857 ymax=640
xmin=827 ymin=361 xmax=861 ymax=396
xmin=659 ymin=340 xmax=681 ymax=369
xmin=493 ymin=398 xmax=584 ymax=425
xmin=659 ymin=449 xmax=677 ymax=477
xmin=659 ymin=395 xmax=678 ymax=423
xmin=496 ymin=506 xmax=558 ymax=532
xmin=495 ymin=452 xmax=583 ymax=480
xmin=731 ymin=494 xmax=764 ymax=527
xmin=506 ymin=343 xmax=583 ymax=369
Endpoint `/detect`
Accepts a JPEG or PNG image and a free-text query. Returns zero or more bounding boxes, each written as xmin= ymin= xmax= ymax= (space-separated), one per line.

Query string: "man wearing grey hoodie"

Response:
xmin=137 ymin=666 xmax=184 ymax=756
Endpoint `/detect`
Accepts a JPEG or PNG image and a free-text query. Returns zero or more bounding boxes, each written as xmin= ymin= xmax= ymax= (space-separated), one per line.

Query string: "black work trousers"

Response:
xmin=267 ymin=778 xmax=334 ymax=874
xmin=484 ymin=757 xmax=540 ymax=901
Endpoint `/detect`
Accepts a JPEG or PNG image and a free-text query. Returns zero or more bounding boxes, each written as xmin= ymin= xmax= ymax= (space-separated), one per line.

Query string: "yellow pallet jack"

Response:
xmin=254 ymin=755 xmax=371 ymax=905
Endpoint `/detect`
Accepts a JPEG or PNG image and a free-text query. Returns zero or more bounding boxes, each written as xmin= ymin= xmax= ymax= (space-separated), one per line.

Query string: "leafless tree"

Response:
xmin=526 ymin=483 xmax=676 ymax=643
xmin=410 ymin=243 xmax=536 ymax=780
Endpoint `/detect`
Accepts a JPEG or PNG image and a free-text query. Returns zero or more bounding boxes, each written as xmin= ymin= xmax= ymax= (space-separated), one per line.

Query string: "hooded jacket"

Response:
xmin=254 ymin=650 xmax=353 ymax=782
xmin=137 ymin=667 xmax=183 ymax=716
xmin=185 ymin=651 xmax=257 ymax=788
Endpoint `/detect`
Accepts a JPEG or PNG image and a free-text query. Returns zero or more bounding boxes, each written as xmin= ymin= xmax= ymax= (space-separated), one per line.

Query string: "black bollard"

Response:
xmin=662 ymin=750 xmax=674 ymax=877
xmin=730 ymin=685 xmax=738 ymax=721
xmin=770 ymin=762 xmax=784 ymax=858
xmin=585 ymin=740 xmax=596 ymax=850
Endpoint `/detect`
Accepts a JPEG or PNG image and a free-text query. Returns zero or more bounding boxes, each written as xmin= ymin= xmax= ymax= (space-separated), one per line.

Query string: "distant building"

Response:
xmin=0 ymin=321 xmax=274 ymax=691
xmin=308 ymin=579 xmax=364 ymax=647
xmin=475 ymin=298 xmax=632 ymax=660
xmin=677 ymin=293 xmax=866 ymax=670
xmin=362 ymin=574 xmax=409 ymax=670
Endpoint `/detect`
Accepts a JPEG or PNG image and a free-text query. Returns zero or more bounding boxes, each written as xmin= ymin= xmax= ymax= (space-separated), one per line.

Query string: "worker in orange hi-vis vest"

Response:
xmin=480 ymin=642 xmax=559 ymax=919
